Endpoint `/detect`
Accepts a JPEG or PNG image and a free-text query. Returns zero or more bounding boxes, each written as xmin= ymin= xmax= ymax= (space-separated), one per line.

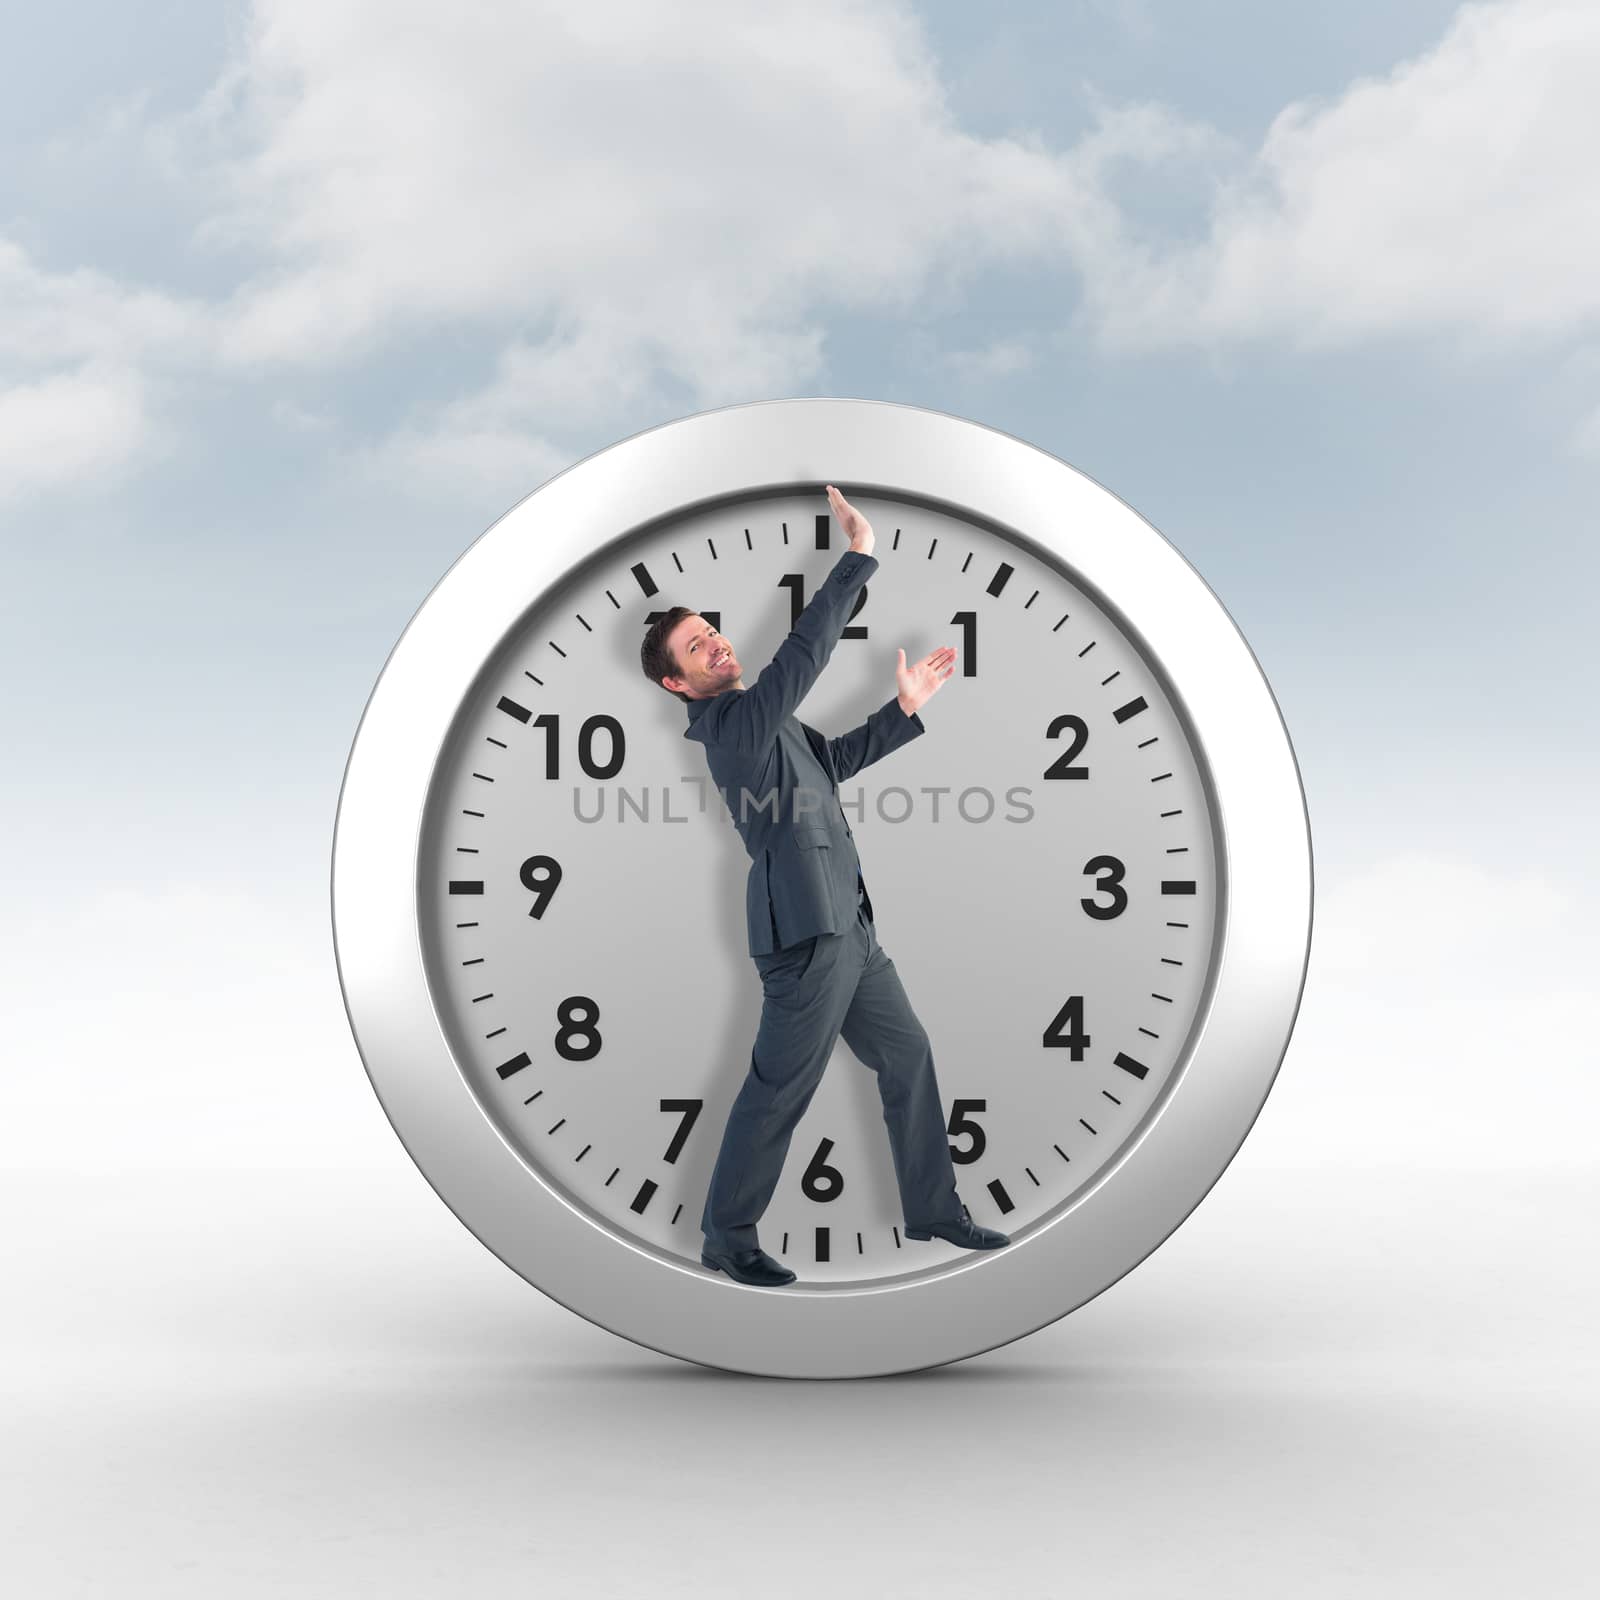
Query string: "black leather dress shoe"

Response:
xmin=905 ymin=1204 xmax=1010 ymax=1249
xmin=701 ymin=1245 xmax=798 ymax=1286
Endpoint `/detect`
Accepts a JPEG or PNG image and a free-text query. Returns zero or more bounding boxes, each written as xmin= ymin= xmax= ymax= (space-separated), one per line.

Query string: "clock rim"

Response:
xmin=331 ymin=396 xmax=1313 ymax=1379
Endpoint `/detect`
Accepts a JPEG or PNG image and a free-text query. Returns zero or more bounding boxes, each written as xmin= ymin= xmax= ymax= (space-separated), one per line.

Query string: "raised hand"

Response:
xmin=896 ymin=645 xmax=957 ymax=717
xmin=825 ymin=484 xmax=874 ymax=555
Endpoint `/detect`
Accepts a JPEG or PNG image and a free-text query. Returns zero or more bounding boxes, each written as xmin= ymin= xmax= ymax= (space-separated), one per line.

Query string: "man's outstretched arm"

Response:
xmin=718 ymin=484 xmax=878 ymax=755
xmin=821 ymin=644 xmax=956 ymax=781
xmin=721 ymin=548 xmax=877 ymax=754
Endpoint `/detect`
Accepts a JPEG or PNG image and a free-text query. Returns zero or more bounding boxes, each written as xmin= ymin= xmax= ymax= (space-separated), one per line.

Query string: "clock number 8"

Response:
xmin=554 ymin=995 xmax=601 ymax=1061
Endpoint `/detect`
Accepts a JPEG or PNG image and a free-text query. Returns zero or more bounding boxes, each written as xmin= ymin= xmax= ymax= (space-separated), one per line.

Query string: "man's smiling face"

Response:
xmin=663 ymin=613 xmax=742 ymax=699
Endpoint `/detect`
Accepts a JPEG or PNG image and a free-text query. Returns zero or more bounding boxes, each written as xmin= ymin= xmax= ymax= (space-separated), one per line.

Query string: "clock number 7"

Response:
xmin=658 ymin=1099 xmax=703 ymax=1163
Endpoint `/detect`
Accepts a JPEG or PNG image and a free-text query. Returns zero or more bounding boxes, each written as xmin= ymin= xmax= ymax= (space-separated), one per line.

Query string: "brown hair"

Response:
xmin=640 ymin=605 xmax=699 ymax=704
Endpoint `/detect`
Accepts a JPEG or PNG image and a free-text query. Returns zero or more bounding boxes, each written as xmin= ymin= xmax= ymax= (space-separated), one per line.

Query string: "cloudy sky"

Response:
xmin=4 ymin=0 xmax=1596 ymax=1178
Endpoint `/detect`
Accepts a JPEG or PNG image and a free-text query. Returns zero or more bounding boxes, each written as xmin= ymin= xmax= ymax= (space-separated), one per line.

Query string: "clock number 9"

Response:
xmin=531 ymin=713 xmax=626 ymax=779
xmin=554 ymin=995 xmax=601 ymax=1061
xmin=800 ymin=1136 xmax=844 ymax=1202
xmin=518 ymin=854 xmax=562 ymax=918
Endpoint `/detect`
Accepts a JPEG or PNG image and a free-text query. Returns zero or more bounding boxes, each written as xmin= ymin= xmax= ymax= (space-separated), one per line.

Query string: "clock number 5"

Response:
xmin=947 ymin=1099 xmax=988 ymax=1164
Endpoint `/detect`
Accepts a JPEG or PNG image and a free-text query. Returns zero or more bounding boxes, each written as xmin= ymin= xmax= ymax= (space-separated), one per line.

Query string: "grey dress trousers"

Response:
xmin=700 ymin=877 xmax=963 ymax=1254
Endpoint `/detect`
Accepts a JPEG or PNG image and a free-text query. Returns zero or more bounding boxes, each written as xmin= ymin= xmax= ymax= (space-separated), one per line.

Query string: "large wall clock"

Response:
xmin=331 ymin=397 xmax=1312 ymax=1379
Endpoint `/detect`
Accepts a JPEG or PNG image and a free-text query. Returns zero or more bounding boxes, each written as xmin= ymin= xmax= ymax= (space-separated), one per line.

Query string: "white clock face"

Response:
xmin=416 ymin=488 xmax=1219 ymax=1287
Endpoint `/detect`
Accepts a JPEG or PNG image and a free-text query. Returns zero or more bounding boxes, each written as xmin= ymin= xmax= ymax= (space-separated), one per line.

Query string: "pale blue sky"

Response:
xmin=2 ymin=0 xmax=1595 ymax=1174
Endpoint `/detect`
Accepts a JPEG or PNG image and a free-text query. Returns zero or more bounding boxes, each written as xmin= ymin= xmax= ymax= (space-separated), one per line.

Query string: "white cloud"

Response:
xmin=0 ymin=367 xmax=152 ymax=501
xmin=1080 ymin=0 xmax=1600 ymax=353
xmin=9 ymin=0 xmax=1600 ymax=497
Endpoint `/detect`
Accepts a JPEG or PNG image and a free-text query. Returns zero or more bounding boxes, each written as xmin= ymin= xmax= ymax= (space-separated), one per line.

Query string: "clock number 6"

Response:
xmin=800 ymin=1137 xmax=845 ymax=1202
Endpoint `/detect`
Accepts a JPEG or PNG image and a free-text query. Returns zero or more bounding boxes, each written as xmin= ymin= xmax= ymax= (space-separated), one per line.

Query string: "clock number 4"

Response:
xmin=1042 ymin=995 xmax=1090 ymax=1059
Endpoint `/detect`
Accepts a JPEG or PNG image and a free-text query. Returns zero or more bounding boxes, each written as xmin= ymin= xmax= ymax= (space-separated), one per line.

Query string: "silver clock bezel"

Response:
xmin=331 ymin=397 xmax=1312 ymax=1378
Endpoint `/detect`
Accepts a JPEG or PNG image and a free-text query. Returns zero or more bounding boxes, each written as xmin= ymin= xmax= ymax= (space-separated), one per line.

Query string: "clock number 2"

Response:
xmin=1043 ymin=714 xmax=1089 ymax=779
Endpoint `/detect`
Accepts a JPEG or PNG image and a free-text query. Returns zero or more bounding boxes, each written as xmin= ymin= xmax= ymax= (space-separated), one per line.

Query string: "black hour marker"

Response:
xmin=449 ymin=881 xmax=484 ymax=895
xmin=816 ymin=1227 xmax=830 ymax=1262
xmin=496 ymin=1051 xmax=531 ymax=1080
xmin=986 ymin=1179 xmax=1015 ymax=1215
xmin=497 ymin=696 xmax=531 ymax=723
xmin=1114 ymin=1052 xmax=1150 ymax=1080
xmin=1112 ymin=695 xmax=1148 ymax=723
xmin=630 ymin=1179 xmax=657 ymax=1215
xmin=1162 ymin=881 xmax=1197 ymax=895
xmin=631 ymin=562 xmax=657 ymax=596
xmin=986 ymin=561 xmax=1013 ymax=597
xmin=815 ymin=513 xmax=829 ymax=550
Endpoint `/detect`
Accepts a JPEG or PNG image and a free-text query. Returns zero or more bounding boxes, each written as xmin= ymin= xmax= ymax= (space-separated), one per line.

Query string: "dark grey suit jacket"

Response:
xmin=682 ymin=549 xmax=925 ymax=956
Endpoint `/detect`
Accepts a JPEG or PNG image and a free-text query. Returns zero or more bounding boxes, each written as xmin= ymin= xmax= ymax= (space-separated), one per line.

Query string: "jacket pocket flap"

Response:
xmin=794 ymin=826 xmax=832 ymax=848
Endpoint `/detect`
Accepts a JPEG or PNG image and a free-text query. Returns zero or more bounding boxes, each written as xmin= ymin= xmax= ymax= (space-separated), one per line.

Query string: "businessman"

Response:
xmin=640 ymin=484 xmax=1011 ymax=1287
